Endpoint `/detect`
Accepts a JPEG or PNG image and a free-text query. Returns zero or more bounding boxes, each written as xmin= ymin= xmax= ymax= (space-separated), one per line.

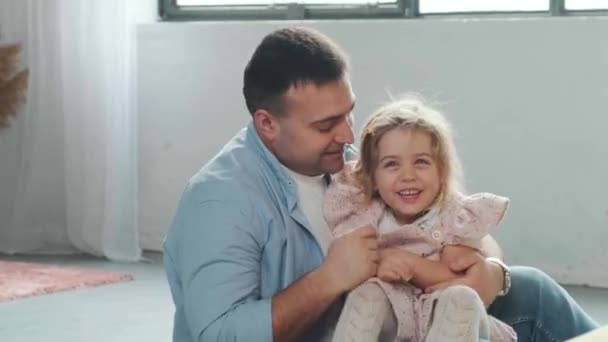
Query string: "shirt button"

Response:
xmin=432 ymin=230 xmax=442 ymax=240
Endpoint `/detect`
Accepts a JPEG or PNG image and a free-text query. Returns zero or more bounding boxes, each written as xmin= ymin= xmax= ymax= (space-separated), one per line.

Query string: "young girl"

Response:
xmin=324 ymin=98 xmax=517 ymax=342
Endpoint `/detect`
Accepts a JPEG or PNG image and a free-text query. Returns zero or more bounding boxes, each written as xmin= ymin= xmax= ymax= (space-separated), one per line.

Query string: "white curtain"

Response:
xmin=0 ymin=0 xmax=156 ymax=260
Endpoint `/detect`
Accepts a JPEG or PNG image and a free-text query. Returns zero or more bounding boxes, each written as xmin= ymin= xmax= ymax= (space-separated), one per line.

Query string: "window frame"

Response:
xmin=562 ymin=0 xmax=608 ymax=15
xmin=159 ymin=0 xmax=608 ymax=21
xmin=160 ymin=0 xmax=415 ymax=20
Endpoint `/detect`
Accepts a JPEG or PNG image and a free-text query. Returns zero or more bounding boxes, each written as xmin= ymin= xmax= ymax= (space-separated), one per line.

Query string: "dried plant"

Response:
xmin=0 ymin=43 xmax=29 ymax=129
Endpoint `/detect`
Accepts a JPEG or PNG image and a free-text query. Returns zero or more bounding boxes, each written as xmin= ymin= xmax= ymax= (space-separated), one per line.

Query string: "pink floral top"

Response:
xmin=323 ymin=162 xmax=509 ymax=261
xmin=322 ymin=162 xmax=516 ymax=341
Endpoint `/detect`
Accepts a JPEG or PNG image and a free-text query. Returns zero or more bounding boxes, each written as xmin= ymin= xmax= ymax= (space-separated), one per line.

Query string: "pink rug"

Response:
xmin=0 ymin=260 xmax=133 ymax=302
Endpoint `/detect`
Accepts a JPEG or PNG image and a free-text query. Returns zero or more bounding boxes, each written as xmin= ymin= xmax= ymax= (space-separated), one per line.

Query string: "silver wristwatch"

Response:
xmin=486 ymin=257 xmax=511 ymax=296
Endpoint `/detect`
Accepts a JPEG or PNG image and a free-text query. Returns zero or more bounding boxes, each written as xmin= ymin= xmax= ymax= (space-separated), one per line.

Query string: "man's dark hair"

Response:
xmin=243 ymin=27 xmax=349 ymax=116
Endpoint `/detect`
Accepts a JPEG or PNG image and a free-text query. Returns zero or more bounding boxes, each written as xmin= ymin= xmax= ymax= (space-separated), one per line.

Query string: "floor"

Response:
xmin=0 ymin=253 xmax=606 ymax=342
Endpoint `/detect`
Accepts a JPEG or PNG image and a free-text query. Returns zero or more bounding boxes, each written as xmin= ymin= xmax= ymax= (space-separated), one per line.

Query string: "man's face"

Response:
xmin=273 ymin=79 xmax=355 ymax=176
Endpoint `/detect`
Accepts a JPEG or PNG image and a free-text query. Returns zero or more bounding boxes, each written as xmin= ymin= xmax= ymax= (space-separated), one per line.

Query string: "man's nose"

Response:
xmin=334 ymin=117 xmax=354 ymax=145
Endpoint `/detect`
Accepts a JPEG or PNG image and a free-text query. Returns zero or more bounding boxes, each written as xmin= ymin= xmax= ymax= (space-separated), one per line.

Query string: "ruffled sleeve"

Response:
xmin=322 ymin=162 xmax=384 ymax=238
xmin=441 ymin=192 xmax=509 ymax=248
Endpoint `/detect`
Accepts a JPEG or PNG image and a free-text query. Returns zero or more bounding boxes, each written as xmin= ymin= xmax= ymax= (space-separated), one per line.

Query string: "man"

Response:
xmin=163 ymin=27 xmax=598 ymax=342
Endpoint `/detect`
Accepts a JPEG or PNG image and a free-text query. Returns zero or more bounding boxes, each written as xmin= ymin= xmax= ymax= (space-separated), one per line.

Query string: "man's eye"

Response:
xmin=317 ymin=124 xmax=333 ymax=132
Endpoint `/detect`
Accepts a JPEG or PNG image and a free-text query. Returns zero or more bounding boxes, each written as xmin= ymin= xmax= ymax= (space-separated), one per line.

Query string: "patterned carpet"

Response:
xmin=0 ymin=260 xmax=133 ymax=302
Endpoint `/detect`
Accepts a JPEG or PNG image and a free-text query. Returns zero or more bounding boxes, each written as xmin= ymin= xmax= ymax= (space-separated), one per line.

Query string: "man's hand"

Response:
xmin=272 ymin=226 xmax=377 ymax=342
xmin=320 ymin=226 xmax=379 ymax=294
xmin=439 ymin=245 xmax=481 ymax=271
xmin=427 ymin=245 xmax=504 ymax=307
xmin=377 ymin=248 xmax=415 ymax=283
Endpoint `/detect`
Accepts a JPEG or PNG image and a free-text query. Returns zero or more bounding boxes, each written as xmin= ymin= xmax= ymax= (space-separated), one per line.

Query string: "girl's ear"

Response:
xmin=434 ymin=179 xmax=447 ymax=204
xmin=371 ymin=170 xmax=379 ymax=193
xmin=372 ymin=181 xmax=379 ymax=195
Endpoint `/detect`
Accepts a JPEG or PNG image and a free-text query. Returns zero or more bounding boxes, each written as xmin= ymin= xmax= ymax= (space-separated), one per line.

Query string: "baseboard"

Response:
xmin=140 ymin=233 xmax=163 ymax=252
xmin=542 ymin=266 xmax=608 ymax=289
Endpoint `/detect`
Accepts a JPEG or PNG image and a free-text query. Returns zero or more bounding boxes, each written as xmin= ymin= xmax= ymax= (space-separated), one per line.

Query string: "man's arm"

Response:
xmin=271 ymin=265 xmax=342 ymax=340
xmin=480 ymin=235 xmax=504 ymax=259
xmin=426 ymin=237 xmax=505 ymax=307
xmin=166 ymin=192 xmax=378 ymax=342
xmin=272 ymin=227 xmax=379 ymax=341
xmin=166 ymin=196 xmax=273 ymax=341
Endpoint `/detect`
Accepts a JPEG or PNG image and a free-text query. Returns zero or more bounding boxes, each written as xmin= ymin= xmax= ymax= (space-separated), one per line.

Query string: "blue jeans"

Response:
xmin=488 ymin=266 xmax=599 ymax=342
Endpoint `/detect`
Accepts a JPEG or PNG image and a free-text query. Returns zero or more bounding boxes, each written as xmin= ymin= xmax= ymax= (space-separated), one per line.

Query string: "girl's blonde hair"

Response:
xmin=352 ymin=97 xmax=463 ymax=208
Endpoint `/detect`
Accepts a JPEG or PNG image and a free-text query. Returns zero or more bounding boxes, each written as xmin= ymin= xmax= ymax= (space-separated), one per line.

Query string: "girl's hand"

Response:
xmin=377 ymin=248 xmax=416 ymax=283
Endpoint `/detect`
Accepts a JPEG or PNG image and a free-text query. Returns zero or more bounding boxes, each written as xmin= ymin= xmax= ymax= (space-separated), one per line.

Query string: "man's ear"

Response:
xmin=253 ymin=109 xmax=280 ymax=142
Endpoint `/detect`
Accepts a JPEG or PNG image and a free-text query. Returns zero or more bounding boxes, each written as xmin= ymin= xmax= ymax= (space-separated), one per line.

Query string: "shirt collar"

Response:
xmin=246 ymin=121 xmax=298 ymax=209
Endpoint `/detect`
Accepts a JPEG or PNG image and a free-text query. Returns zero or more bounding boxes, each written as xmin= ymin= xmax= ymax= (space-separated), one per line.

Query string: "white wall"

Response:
xmin=137 ymin=17 xmax=608 ymax=287
xmin=0 ymin=121 xmax=19 ymax=236
xmin=0 ymin=5 xmax=24 ymax=249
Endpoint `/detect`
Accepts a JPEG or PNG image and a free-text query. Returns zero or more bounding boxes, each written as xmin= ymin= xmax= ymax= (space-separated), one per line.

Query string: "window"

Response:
xmin=162 ymin=0 xmax=410 ymax=20
xmin=419 ymin=0 xmax=548 ymax=14
xmin=178 ymin=0 xmax=395 ymax=4
xmin=160 ymin=0 xmax=608 ymax=20
xmin=565 ymin=0 xmax=608 ymax=10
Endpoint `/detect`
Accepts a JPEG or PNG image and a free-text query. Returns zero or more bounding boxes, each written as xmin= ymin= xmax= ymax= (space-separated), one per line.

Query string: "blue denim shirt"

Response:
xmin=163 ymin=121 xmax=335 ymax=341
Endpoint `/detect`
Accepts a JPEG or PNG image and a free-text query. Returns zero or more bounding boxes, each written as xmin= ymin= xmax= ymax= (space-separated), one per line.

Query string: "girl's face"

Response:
xmin=373 ymin=127 xmax=441 ymax=225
